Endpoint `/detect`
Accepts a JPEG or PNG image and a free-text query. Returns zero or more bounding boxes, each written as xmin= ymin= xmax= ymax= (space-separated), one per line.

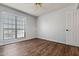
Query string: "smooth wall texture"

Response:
xmin=26 ymin=15 xmax=37 ymax=39
xmin=37 ymin=4 xmax=76 ymax=44
xmin=37 ymin=10 xmax=66 ymax=43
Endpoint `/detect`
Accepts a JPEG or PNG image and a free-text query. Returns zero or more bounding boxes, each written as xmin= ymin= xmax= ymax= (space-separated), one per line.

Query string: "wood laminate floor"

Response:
xmin=0 ymin=38 xmax=79 ymax=56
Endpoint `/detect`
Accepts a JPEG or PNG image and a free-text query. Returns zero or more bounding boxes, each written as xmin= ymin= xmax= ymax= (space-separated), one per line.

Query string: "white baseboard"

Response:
xmin=37 ymin=37 xmax=79 ymax=47
xmin=0 ymin=38 xmax=34 ymax=46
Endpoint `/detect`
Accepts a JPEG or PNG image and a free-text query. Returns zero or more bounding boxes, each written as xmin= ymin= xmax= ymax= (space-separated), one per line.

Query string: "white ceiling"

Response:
xmin=3 ymin=3 xmax=75 ymax=16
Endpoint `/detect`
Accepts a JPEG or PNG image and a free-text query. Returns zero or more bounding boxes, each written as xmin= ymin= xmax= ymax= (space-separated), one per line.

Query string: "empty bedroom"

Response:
xmin=0 ymin=3 xmax=79 ymax=56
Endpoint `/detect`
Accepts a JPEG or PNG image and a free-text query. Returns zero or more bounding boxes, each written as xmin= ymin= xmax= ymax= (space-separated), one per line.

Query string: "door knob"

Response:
xmin=66 ymin=29 xmax=69 ymax=31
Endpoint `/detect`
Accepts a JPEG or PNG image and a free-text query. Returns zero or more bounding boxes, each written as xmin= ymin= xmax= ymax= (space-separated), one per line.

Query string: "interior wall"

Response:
xmin=26 ymin=15 xmax=37 ymax=39
xmin=37 ymin=10 xmax=66 ymax=43
xmin=0 ymin=5 xmax=37 ymax=45
xmin=37 ymin=4 xmax=76 ymax=44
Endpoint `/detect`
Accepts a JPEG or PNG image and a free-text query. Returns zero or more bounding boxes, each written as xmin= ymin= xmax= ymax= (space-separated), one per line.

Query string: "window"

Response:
xmin=0 ymin=13 xmax=25 ymax=40
xmin=16 ymin=16 xmax=25 ymax=38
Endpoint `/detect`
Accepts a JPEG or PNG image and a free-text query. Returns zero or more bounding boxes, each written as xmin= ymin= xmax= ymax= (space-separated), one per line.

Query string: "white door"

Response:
xmin=66 ymin=10 xmax=79 ymax=46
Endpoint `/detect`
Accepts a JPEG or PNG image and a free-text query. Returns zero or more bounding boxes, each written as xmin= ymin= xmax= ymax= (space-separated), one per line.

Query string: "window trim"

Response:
xmin=3 ymin=15 xmax=25 ymax=40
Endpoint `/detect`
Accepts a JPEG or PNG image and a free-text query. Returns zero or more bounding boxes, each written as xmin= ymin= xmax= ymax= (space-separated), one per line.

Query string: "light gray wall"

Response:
xmin=37 ymin=4 xmax=76 ymax=44
xmin=0 ymin=5 xmax=37 ymax=45
xmin=26 ymin=15 xmax=37 ymax=39
xmin=37 ymin=9 xmax=66 ymax=43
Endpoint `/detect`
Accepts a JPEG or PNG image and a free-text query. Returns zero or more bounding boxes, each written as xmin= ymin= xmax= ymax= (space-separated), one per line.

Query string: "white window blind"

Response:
xmin=0 ymin=12 xmax=25 ymax=40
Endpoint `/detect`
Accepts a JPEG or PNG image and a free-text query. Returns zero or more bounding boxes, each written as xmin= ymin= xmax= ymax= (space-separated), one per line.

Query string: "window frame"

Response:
xmin=2 ymin=14 xmax=25 ymax=40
